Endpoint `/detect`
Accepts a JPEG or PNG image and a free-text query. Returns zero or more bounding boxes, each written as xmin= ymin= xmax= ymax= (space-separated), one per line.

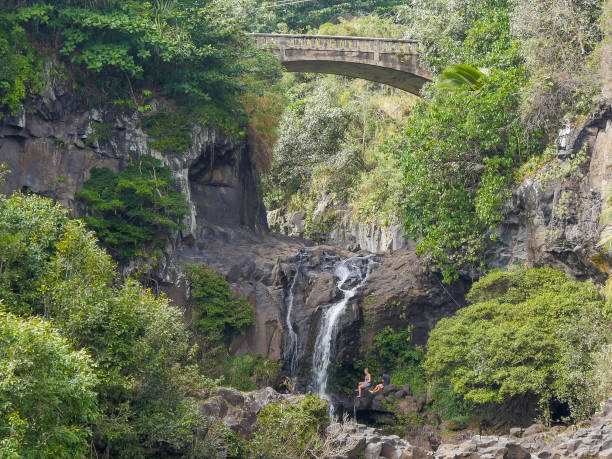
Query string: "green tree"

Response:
xmin=76 ymin=155 xmax=188 ymax=260
xmin=1 ymin=1 xmax=277 ymax=126
xmin=394 ymin=67 xmax=535 ymax=281
xmin=0 ymin=308 xmax=98 ymax=458
xmin=0 ymin=193 xmax=206 ymax=456
xmin=187 ymin=265 xmax=254 ymax=342
xmin=425 ymin=267 xmax=608 ymax=421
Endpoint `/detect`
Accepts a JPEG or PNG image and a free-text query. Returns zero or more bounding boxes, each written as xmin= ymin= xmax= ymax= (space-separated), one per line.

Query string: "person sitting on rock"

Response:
xmin=369 ymin=371 xmax=390 ymax=394
xmin=357 ymin=368 xmax=371 ymax=397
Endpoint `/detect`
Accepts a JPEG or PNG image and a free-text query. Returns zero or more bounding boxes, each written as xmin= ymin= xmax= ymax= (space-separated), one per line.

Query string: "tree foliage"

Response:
xmin=0 ymin=193 xmax=207 ymax=456
xmin=394 ymin=68 xmax=537 ymax=281
xmin=425 ymin=268 xmax=608 ymax=421
xmin=391 ymin=0 xmax=546 ymax=281
xmin=249 ymin=0 xmax=405 ymax=33
xmin=247 ymin=394 xmax=328 ymax=459
xmin=0 ymin=1 xmax=273 ymax=124
xmin=0 ymin=308 xmax=98 ymax=458
xmin=511 ymin=0 xmax=603 ymax=138
xmin=76 ymin=155 xmax=188 ymax=260
xmin=187 ymin=265 xmax=254 ymax=343
xmin=0 ymin=14 xmax=42 ymax=118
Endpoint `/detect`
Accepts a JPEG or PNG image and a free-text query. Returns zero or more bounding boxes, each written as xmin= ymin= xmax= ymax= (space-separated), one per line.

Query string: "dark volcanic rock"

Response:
xmin=490 ymin=103 xmax=612 ymax=283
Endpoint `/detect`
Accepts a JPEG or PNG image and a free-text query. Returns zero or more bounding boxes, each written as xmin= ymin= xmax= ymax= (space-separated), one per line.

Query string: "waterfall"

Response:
xmin=283 ymin=252 xmax=304 ymax=381
xmin=311 ymin=254 xmax=378 ymax=413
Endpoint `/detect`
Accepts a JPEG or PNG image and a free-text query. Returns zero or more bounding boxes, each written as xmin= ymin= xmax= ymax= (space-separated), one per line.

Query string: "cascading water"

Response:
xmin=283 ymin=252 xmax=305 ymax=382
xmin=311 ymin=254 xmax=378 ymax=415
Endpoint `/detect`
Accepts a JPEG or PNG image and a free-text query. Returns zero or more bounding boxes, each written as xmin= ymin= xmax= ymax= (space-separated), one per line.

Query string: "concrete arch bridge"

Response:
xmin=252 ymin=33 xmax=432 ymax=95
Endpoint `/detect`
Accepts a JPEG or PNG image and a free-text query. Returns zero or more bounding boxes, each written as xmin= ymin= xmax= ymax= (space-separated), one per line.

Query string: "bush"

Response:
xmin=371 ymin=326 xmax=426 ymax=394
xmin=248 ymin=394 xmax=328 ymax=459
xmin=0 ymin=309 xmax=98 ymax=458
xmin=0 ymin=14 xmax=42 ymax=118
xmin=223 ymin=354 xmax=283 ymax=391
xmin=425 ymin=267 xmax=608 ymax=421
xmin=395 ymin=66 xmax=542 ymax=282
xmin=187 ymin=265 xmax=254 ymax=343
xmin=140 ymin=112 xmax=193 ymax=156
xmin=511 ymin=0 xmax=603 ymax=138
xmin=76 ymin=155 xmax=188 ymax=260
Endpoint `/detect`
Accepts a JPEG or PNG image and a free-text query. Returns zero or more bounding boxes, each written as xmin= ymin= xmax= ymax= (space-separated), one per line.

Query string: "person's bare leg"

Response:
xmin=358 ymin=382 xmax=364 ymax=397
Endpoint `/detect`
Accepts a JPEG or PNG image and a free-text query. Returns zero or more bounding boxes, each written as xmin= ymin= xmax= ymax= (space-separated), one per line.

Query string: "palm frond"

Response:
xmin=438 ymin=64 xmax=488 ymax=91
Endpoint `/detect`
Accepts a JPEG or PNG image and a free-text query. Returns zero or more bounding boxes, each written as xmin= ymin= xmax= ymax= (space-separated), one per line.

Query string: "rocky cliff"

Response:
xmin=490 ymin=103 xmax=612 ymax=282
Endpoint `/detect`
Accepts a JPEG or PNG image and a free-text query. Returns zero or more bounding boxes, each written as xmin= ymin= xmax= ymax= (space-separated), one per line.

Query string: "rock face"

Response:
xmin=268 ymin=207 xmax=411 ymax=253
xmin=0 ymin=83 xmax=266 ymax=234
xmin=490 ymin=103 xmax=612 ymax=282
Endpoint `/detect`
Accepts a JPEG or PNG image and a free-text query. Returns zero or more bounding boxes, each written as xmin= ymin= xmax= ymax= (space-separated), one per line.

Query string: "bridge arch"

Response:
xmin=253 ymin=33 xmax=432 ymax=95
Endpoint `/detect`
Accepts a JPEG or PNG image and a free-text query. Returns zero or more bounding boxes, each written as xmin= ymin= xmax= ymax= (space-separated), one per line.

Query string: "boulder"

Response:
xmin=364 ymin=442 xmax=383 ymax=459
xmin=218 ymin=387 xmax=246 ymax=407
xmin=523 ymin=423 xmax=546 ymax=437
xmin=436 ymin=436 xmax=530 ymax=459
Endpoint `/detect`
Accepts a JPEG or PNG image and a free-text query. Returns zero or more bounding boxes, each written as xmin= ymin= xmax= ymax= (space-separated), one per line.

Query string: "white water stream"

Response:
xmin=284 ymin=257 xmax=302 ymax=380
xmin=311 ymin=254 xmax=378 ymax=414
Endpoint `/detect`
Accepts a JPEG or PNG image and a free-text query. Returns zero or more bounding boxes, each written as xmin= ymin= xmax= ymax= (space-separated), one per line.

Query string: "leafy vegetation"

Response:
xmin=248 ymin=394 xmax=328 ymax=458
xmin=369 ymin=326 xmax=426 ymax=395
xmin=0 ymin=1 xmax=278 ymax=133
xmin=76 ymin=155 xmax=188 ymax=260
xmin=425 ymin=267 xmax=609 ymax=421
xmin=140 ymin=112 xmax=193 ymax=156
xmin=187 ymin=265 xmax=254 ymax=343
xmin=0 ymin=308 xmax=98 ymax=457
xmin=263 ymin=14 xmax=416 ymax=231
xmin=0 ymin=193 xmax=212 ymax=456
xmin=222 ymin=354 xmax=283 ymax=391
xmin=0 ymin=14 xmax=42 ymax=118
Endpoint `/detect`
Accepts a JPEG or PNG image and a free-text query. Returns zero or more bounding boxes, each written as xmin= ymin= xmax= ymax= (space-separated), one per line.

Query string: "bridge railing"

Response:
xmin=252 ymin=33 xmax=422 ymax=55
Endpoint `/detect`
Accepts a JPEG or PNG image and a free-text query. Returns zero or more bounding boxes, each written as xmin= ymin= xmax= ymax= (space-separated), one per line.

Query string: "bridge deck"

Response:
xmin=252 ymin=33 xmax=431 ymax=94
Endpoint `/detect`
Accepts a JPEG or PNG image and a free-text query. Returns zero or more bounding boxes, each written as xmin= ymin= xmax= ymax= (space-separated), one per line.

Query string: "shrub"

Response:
xmin=0 ymin=308 xmax=98 ymax=457
xmin=76 ymin=155 xmax=188 ymax=260
xmin=394 ymin=66 xmax=540 ymax=282
xmin=511 ymin=0 xmax=603 ymax=138
xmin=248 ymin=394 xmax=328 ymax=459
xmin=85 ymin=122 xmax=114 ymax=147
xmin=187 ymin=265 xmax=254 ymax=343
xmin=425 ymin=267 xmax=608 ymax=421
xmin=223 ymin=354 xmax=283 ymax=391
xmin=0 ymin=13 xmax=43 ymax=118
xmin=371 ymin=326 xmax=426 ymax=394
xmin=140 ymin=112 xmax=193 ymax=156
